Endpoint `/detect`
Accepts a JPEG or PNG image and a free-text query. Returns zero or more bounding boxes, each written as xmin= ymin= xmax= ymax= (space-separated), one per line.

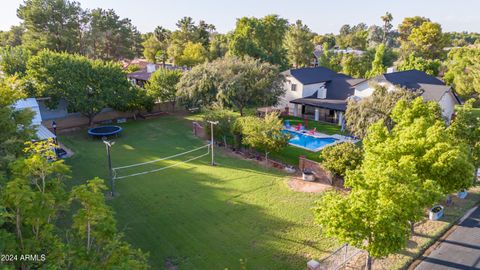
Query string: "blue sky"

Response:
xmin=1 ymin=0 xmax=480 ymax=34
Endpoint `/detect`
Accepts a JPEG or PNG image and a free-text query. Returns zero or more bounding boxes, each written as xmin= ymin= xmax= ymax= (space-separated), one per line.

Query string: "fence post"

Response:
xmin=299 ymin=155 xmax=305 ymax=172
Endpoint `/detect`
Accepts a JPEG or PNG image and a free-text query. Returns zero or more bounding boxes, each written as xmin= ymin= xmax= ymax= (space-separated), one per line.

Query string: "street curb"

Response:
xmin=407 ymin=204 xmax=479 ymax=270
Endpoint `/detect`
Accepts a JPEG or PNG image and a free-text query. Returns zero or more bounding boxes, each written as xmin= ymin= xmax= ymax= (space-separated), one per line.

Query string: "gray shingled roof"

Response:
xmin=373 ymin=70 xmax=445 ymax=89
xmin=290 ymin=98 xmax=348 ymax=111
xmin=283 ymin=66 xmax=349 ymax=85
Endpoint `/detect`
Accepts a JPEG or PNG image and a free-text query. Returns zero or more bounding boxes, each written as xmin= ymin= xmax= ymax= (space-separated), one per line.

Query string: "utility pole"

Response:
xmin=207 ymin=121 xmax=218 ymax=166
xmin=103 ymin=137 xmax=115 ymax=197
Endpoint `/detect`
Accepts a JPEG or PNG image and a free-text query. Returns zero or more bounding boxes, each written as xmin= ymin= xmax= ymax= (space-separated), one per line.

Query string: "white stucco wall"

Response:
xmin=277 ymin=76 xmax=303 ymax=112
xmin=276 ymin=76 xmax=327 ymax=114
xmin=438 ymin=91 xmax=458 ymax=121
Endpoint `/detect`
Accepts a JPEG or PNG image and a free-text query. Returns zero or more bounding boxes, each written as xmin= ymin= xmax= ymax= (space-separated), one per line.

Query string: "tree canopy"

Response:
xmin=177 ymin=56 xmax=285 ymax=115
xmin=146 ymin=68 xmax=182 ymax=111
xmin=26 ymin=50 xmax=135 ymax=125
xmin=345 ymin=85 xmax=416 ymax=138
xmin=315 ymin=97 xmax=475 ymax=260
xmin=283 ymin=20 xmax=314 ymax=68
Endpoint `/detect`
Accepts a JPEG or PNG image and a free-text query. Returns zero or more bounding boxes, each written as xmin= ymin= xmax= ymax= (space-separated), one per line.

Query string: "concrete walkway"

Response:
xmin=415 ymin=206 xmax=480 ymax=270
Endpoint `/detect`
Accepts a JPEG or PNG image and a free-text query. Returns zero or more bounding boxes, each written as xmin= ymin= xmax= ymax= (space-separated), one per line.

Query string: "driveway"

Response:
xmin=415 ymin=206 xmax=480 ymax=270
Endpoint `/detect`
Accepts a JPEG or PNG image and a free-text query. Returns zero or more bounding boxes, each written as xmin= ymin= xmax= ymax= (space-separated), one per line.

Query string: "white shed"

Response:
xmin=14 ymin=98 xmax=56 ymax=141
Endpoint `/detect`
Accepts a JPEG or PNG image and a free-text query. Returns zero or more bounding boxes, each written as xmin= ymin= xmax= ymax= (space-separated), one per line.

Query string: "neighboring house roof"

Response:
xmin=127 ymin=70 xmax=152 ymax=81
xmin=283 ymin=66 xmax=349 ymax=85
xmin=313 ymin=45 xmax=365 ymax=59
xmin=127 ymin=65 xmax=190 ymax=82
xmin=351 ymin=69 xmax=462 ymax=104
xmin=14 ymin=98 xmax=42 ymax=124
xmin=13 ymin=98 xmax=56 ymax=140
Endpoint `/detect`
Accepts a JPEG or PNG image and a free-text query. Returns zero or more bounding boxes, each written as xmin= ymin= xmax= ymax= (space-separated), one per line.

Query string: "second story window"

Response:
xmin=291 ymin=83 xmax=297 ymax=91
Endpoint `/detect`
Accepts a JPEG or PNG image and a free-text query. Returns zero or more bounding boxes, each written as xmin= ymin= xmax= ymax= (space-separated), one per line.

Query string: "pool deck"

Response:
xmin=284 ymin=127 xmax=358 ymax=152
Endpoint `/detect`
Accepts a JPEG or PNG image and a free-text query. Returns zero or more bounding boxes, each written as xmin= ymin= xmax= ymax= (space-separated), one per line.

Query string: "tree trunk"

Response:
xmin=365 ymin=252 xmax=372 ymax=270
xmin=239 ymin=107 xmax=244 ymax=116
xmin=87 ymin=221 xmax=91 ymax=253
xmin=16 ymin=209 xmax=24 ymax=251
xmin=172 ymin=100 xmax=176 ymax=112
xmin=265 ymin=151 xmax=269 ymax=168
xmin=88 ymin=115 xmax=94 ymax=127
xmin=223 ymin=136 xmax=227 ymax=149
xmin=409 ymin=220 xmax=415 ymax=234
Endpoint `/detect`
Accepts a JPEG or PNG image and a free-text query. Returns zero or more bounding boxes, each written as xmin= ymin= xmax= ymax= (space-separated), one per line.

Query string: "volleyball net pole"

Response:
xmin=207 ymin=120 xmax=218 ymax=166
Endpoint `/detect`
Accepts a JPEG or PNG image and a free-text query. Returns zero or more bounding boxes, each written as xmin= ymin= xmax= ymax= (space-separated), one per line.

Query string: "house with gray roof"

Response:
xmin=277 ymin=66 xmax=358 ymax=126
xmin=352 ymin=69 xmax=461 ymax=121
xmin=277 ymin=67 xmax=461 ymax=127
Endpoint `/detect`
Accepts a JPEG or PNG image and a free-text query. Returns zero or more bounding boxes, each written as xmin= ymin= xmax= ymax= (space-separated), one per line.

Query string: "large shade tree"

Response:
xmin=315 ymin=98 xmax=475 ymax=267
xmin=229 ymin=15 xmax=289 ymax=69
xmin=283 ymin=20 xmax=315 ymax=68
xmin=177 ymin=56 xmax=285 ymax=115
xmin=146 ymin=68 xmax=182 ymax=111
xmin=26 ymin=50 xmax=135 ymax=126
xmin=444 ymin=46 xmax=480 ymax=101
xmin=345 ymin=85 xmax=416 ymax=138
xmin=17 ymin=0 xmax=83 ymax=53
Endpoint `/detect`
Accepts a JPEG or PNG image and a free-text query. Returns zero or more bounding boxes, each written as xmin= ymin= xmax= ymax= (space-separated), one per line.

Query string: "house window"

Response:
xmin=291 ymin=83 xmax=297 ymax=91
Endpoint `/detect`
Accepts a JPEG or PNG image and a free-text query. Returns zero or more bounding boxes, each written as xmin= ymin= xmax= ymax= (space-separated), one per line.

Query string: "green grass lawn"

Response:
xmin=270 ymin=116 xmax=344 ymax=166
xmin=59 ymin=116 xmax=337 ymax=269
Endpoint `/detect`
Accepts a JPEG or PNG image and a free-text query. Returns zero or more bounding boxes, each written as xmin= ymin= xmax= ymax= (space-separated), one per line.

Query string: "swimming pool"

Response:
xmin=283 ymin=130 xmax=338 ymax=151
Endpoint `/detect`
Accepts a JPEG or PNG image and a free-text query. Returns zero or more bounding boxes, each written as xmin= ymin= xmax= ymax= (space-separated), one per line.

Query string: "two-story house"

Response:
xmin=277 ymin=67 xmax=362 ymax=126
xmin=278 ymin=67 xmax=462 ymax=126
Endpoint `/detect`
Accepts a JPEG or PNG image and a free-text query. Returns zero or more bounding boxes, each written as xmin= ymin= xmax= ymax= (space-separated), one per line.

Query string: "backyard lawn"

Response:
xmin=59 ymin=115 xmax=337 ymax=269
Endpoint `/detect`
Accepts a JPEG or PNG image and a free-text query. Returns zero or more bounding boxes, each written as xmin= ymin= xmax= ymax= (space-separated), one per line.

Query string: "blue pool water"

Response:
xmin=283 ymin=130 xmax=338 ymax=151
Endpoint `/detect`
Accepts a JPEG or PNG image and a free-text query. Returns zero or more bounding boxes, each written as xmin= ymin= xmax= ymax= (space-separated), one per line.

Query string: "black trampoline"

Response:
xmin=88 ymin=125 xmax=123 ymax=137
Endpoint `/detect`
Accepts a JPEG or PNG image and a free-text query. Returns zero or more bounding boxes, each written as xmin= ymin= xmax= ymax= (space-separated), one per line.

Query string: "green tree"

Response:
xmin=178 ymin=56 xmax=285 ymax=115
xmin=237 ymin=112 xmax=289 ymax=164
xmin=214 ymin=56 xmax=285 ymax=115
xmin=177 ymin=62 xmax=219 ymax=109
xmin=209 ymin=33 xmax=229 ymax=60
xmin=17 ymin=0 xmax=83 ymax=53
xmin=380 ymin=12 xmax=393 ymax=44
xmin=366 ymin=44 xmax=387 ymax=78
xmin=283 ymin=20 xmax=314 ymax=68
xmin=69 ymin=177 xmax=149 ymax=269
xmin=320 ymin=142 xmax=363 ymax=177
xmin=397 ymin=53 xmax=441 ymax=76
xmin=448 ymin=99 xmax=480 ymax=169
xmin=0 ymin=25 xmax=25 ymax=47
xmin=203 ymin=107 xmax=238 ymax=147
xmin=345 ymin=85 xmax=416 ymax=138
xmin=398 ymin=16 xmax=431 ymax=43
xmin=4 ymin=140 xmax=70 ymax=269
xmin=0 ymin=46 xmax=31 ymax=77
xmin=0 ymin=77 xmax=35 ymax=175
xmin=27 ymin=50 xmax=134 ymax=126
xmin=315 ymin=98 xmax=474 ymax=264
xmin=229 ymin=15 xmax=289 ymax=69
xmin=178 ymin=42 xmax=208 ymax=67
xmin=407 ymin=22 xmax=449 ymax=59
xmin=83 ymin=8 xmax=142 ymax=60
xmin=312 ymin=34 xmax=336 ymax=48
xmin=142 ymin=35 xmax=162 ymax=63
xmin=444 ymin=46 xmax=480 ymax=101
xmin=341 ymin=53 xmax=371 ymax=78
xmin=146 ymin=69 xmax=182 ymax=111
xmin=167 ymin=17 xmax=215 ymax=66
